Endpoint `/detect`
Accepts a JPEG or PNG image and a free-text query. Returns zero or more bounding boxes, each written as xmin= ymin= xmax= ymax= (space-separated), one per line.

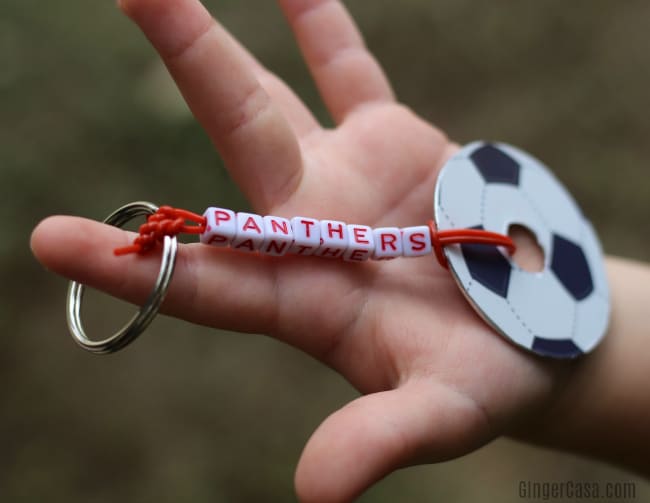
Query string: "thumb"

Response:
xmin=295 ymin=381 xmax=493 ymax=503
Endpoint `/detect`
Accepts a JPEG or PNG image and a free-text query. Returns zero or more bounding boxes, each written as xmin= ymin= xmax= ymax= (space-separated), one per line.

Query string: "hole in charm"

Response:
xmin=508 ymin=224 xmax=545 ymax=272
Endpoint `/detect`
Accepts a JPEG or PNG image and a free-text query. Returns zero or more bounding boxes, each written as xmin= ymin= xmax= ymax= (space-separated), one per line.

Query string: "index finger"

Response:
xmin=119 ymin=0 xmax=305 ymax=211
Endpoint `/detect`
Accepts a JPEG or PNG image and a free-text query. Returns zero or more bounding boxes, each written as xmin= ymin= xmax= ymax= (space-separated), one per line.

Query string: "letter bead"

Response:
xmin=261 ymin=216 xmax=294 ymax=256
xmin=402 ymin=226 xmax=433 ymax=257
xmin=289 ymin=217 xmax=321 ymax=256
xmin=231 ymin=212 xmax=265 ymax=252
xmin=201 ymin=207 xmax=237 ymax=247
xmin=316 ymin=220 xmax=348 ymax=259
xmin=373 ymin=227 xmax=403 ymax=259
xmin=343 ymin=224 xmax=374 ymax=262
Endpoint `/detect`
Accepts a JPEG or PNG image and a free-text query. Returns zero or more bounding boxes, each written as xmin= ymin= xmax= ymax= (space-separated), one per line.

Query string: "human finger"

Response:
xmin=294 ymin=381 xmax=492 ymax=502
xmin=31 ymin=216 xmax=277 ymax=332
xmin=278 ymin=0 xmax=395 ymax=124
xmin=30 ymin=216 xmax=366 ymax=357
xmin=119 ymin=0 xmax=307 ymax=211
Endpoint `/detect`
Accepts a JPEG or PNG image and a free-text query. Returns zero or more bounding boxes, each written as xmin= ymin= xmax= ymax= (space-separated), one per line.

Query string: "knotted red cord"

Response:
xmin=428 ymin=219 xmax=516 ymax=269
xmin=113 ymin=206 xmax=207 ymax=256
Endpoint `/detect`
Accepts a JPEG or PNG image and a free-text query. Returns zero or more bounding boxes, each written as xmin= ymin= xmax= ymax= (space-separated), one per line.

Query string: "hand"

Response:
xmin=31 ymin=1 xmax=569 ymax=501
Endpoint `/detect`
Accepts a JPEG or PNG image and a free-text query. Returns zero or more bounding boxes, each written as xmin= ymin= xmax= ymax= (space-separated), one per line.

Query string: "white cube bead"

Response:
xmin=316 ymin=220 xmax=348 ymax=259
xmin=200 ymin=207 xmax=237 ymax=247
xmin=343 ymin=224 xmax=374 ymax=262
xmin=402 ymin=226 xmax=432 ymax=257
xmin=261 ymin=216 xmax=294 ymax=256
xmin=289 ymin=217 xmax=321 ymax=256
xmin=231 ymin=212 xmax=264 ymax=252
xmin=372 ymin=227 xmax=403 ymax=260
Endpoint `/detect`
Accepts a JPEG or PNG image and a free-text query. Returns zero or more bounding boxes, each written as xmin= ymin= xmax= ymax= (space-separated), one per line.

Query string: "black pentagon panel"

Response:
xmin=470 ymin=144 xmax=521 ymax=185
xmin=461 ymin=227 xmax=512 ymax=298
xmin=532 ymin=337 xmax=582 ymax=359
xmin=550 ymin=234 xmax=594 ymax=300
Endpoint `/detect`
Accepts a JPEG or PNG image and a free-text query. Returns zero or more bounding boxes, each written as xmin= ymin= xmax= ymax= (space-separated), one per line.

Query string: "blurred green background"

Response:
xmin=2 ymin=0 xmax=649 ymax=501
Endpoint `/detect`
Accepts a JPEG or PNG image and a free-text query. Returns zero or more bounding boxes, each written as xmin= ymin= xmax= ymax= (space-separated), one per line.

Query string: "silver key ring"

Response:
xmin=66 ymin=201 xmax=178 ymax=354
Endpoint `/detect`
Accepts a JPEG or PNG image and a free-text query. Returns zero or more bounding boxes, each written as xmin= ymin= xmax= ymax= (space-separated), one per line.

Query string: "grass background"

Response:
xmin=1 ymin=0 xmax=649 ymax=501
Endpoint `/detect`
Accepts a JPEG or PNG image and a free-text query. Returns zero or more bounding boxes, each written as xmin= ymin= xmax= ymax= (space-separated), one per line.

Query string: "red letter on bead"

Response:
xmin=372 ymin=228 xmax=402 ymax=260
xmin=289 ymin=217 xmax=321 ymax=256
xmin=402 ymin=226 xmax=432 ymax=257
xmin=231 ymin=212 xmax=265 ymax=252
xmin=343 ymin=224 xmax=374 ymax=262
xmin=261 ymin=216 xmax=294 ymax=257
xmin=200 ymin=207 xmax=237 ymax=247
xmin=316 ymin=220 xmax=348 ymax=258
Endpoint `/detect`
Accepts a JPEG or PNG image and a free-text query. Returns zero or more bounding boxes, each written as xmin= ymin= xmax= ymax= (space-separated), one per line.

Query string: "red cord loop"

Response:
xmin=428 ymin=220 xmax=516 ymax=269
xmin=114 ymin=206 xmax=207 ymax=256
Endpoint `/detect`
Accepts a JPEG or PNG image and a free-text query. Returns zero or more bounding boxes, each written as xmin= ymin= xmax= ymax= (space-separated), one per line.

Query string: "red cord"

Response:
xmin=113 ymin=206 xmax=207 ymax=256
xmin=113 ymin=205 xmax=516 ymax=267
xmin=428 ymin=220 xmax=516 ymax=269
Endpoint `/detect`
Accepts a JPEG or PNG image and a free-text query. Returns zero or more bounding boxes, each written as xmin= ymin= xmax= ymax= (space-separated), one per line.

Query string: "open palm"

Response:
xmin=31 ymin=1 xmax=565 ymax=501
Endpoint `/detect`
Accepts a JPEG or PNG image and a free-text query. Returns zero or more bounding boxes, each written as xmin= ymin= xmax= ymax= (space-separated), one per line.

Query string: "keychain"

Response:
xmin=67 ymin=142 xmax=610 ymax=359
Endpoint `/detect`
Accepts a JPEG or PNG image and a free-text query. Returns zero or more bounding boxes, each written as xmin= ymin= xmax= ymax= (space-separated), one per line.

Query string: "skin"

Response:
xmin=30 ymin=1 xmax=650 ymax=501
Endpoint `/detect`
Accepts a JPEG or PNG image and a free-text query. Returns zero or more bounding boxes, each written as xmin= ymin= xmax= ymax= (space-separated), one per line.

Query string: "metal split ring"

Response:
xmin=66 ymin=201 xmax=178 ymax=354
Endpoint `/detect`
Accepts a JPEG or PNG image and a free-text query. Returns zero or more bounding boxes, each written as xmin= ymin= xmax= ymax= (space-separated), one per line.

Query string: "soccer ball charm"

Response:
xmin=434 ymin=142 xmax=610 ymax=358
